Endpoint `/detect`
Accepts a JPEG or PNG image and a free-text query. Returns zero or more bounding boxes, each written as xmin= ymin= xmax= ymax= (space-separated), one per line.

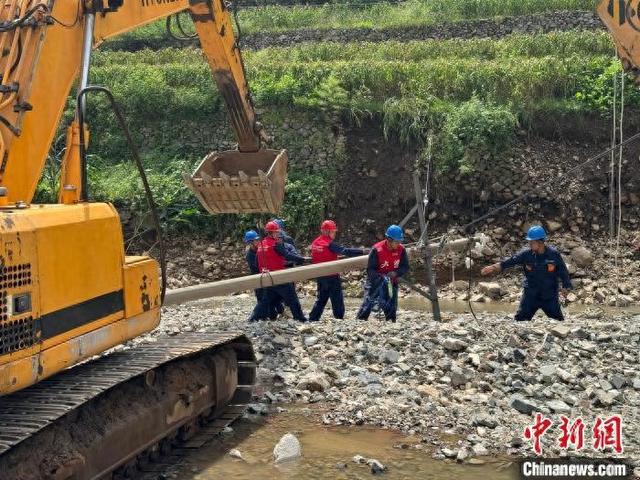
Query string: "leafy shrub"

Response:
xmin=435 ymin=98 xmax=518 ymax=173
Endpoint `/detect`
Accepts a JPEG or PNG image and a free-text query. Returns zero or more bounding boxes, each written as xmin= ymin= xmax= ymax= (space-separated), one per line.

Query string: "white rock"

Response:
xmin=228 ymin=449 xmax=244 ymax=460
xmin=274 ymin=433 xmax=302 ymax=463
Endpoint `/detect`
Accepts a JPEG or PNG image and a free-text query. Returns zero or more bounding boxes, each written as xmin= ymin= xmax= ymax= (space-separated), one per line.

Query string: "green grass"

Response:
xmin=103 ymin=0 xmax=599 ymax=50
xmin=42 ymin=29 xmax=630 ymax=234
xmin=249 ymin=31 xmax=614 ymax=62
xmin=236 ymin=0 xmax=598 ymax=34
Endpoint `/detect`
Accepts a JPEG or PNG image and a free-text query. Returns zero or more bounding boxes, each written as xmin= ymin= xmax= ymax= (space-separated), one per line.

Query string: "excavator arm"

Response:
xmin=0 ymin=0 xmax=286 ymax=213
xmin=598 ymin=0 xmax=640 ymax=79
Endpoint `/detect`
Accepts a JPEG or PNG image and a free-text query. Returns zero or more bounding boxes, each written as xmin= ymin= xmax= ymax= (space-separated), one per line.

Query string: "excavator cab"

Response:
xmin=184 ymin=148 xmax=288 ymax=214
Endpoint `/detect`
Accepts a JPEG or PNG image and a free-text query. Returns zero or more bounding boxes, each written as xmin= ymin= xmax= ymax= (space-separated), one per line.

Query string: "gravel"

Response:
xmin=152 ymin=297 xmax=640 ymax=463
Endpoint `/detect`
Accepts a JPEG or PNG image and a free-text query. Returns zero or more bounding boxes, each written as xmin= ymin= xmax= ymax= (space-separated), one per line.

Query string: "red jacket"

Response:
xmin=311 ymin=235 xmax=338 ymax=264
xmin=373 ymin=240 xmax=405 ymax=275
xmin=257 ymin=236 xmax=285 ymax=272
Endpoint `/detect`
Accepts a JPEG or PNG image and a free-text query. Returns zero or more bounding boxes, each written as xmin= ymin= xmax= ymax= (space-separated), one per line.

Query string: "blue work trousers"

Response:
xmin=357 ymin=279 xmax=398 ymax=322
xmin=256 ymin=283 xmax=306 ymax=322
xmin=309 ymin=276 xmax=344 ymax=322
xmin=248 ymin=288 xmax=284 ymax=321
xmin=514 ymin=289 xmax=564 ymax=321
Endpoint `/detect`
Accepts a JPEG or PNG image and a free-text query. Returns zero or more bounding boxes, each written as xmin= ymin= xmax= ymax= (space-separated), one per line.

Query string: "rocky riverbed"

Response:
xmin=152 ymin=297 xmax=640 ymax=468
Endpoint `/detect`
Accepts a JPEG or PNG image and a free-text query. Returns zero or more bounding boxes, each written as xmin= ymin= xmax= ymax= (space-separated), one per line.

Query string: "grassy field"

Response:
xmin=104 ymin=0 xmax=599 ymax=50
xmin=236 ymin=0 xmax=598 ymax=33
xmin=45 ymin=28 xmax=627 ymax=236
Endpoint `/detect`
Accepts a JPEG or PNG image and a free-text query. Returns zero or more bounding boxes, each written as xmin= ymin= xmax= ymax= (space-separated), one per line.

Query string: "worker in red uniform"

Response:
xmin=357 ymin=225 xmax=409 ymax=322
xmin=308 ymin=220 xmax=365 ymax=322
xmin=256 ymin=221 xmax=309 ymax=322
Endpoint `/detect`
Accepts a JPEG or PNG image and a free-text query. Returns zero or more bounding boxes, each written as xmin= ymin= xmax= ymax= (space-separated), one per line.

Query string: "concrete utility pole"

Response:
xmin=412 ymin=173 xmax=441 ymax=321
xmin=164 ymin=237 xmax=482 ymax=307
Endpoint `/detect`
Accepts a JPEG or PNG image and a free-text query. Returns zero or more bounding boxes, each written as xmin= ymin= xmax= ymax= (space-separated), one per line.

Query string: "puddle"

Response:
xmin=172 ymin=408 xmax=518 ymax=480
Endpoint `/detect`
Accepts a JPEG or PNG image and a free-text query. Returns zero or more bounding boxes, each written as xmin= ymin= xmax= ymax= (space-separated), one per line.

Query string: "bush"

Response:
xmin=280 ymin=172 xmax=332 ymax=237
xmin=435 ymin=98 xmax=518 ymax=173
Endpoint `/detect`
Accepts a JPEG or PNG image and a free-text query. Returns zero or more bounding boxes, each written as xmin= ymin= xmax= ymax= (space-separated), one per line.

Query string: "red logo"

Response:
xmin=524 ymin=414 xmax=624 ymax=455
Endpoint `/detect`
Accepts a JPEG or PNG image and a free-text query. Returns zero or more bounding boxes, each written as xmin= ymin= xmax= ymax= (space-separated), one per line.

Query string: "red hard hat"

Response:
xmin=321 ymin=220 xmax=337 ymax=231
xmin=265 ymin=221 xmax=280 ymax=232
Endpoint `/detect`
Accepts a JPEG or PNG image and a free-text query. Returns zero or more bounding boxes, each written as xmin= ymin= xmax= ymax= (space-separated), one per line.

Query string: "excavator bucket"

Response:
xmin=184 ymin=149 xmax=288 ymax=214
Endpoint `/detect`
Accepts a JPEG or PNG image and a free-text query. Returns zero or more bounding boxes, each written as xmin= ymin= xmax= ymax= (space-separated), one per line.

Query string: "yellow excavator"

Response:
xmin=0 ymin=0 xmax=636 ymax=478
xmin=0 ymin=0 xmax=288 ymax=478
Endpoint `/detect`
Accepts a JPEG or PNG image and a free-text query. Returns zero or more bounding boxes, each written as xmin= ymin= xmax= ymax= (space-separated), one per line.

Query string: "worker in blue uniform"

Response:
xmin=481 ymin=225 xmax=572 ymax=321
xmin=244 ymin=230 xmax=284 ymax=321
xmin=357 ymin=225 xmax=410 ymax=322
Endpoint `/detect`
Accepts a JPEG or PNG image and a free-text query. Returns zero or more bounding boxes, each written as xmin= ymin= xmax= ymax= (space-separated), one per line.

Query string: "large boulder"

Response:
xmin=571 ymin=246 xmax=594 ymax=267
xmin=296 ymin=373 xmax=331 ymax=392
xmin=478 ymin=282 xmax=502 ymax=300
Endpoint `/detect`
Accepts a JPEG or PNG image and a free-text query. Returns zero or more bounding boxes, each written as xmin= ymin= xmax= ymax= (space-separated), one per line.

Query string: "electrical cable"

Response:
xmin=49 ymin=1 xmax=81 ymax=28
xmin=76 ymin=86 xmax=167 ymax=303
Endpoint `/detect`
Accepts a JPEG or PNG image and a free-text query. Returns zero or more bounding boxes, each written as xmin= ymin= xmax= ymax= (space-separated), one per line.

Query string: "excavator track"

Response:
xmin=0 ymin=332 xmax=256 ymax=480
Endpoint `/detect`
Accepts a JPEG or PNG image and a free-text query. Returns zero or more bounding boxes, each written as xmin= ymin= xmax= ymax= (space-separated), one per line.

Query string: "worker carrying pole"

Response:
xmin=308 ymin=220 xmax=367 ymax=322
xmin=357 ymin=225 xmax=410 ymax=323
xmin=256 ymin=221 xmax=309 ymax=322
xmin=480 ymin=225 xmax=572 ymax=322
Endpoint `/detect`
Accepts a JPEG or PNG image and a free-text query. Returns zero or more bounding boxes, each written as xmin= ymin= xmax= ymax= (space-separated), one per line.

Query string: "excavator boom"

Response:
xmin=0 ymin=0 xmax=286 ymax=212
xmin=598 ymin=0 xmax=640 ymax=78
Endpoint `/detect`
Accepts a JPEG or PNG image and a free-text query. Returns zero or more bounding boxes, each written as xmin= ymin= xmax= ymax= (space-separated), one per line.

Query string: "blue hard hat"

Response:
xmin=526 ymin=225 xmax=547 ymax=241
xmin=274 ymin=219 xmax=286 ymax=229
xmin=243 ymin=230 xmax=259 ymax=243
xmin=385 ymin=224 xmax=404 ymax=242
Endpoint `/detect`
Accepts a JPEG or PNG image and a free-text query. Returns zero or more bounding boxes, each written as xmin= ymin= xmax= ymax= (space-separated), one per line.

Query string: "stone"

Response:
xmin=397 ymin=363 xmax=412 ymax=373
xmin=228 ymin=449 xmax=244 ymax=460
xmin=379 ymin=349 xmax=400 ymax=364
xmin=550 ymin=325 xmax=571 ymax=339
xmin=610 ymin=375 xmax=627 ymax=390
xmin=470 ymin=294 xmax=487 ymax=303
xmin=539 ymin=365 xmax=557 ymax=383
xmin=633 ymin=378 xmax=640 ymax=390
xmin=478 ymin=282 xmax=502 ymax=299
xmin=468 ymin=458 xmax=487 ymax=465
xmin=472 ymin=414 xmax=498 ymax=429
xmin=510 ymin=395 xmax=538 ymax=415
xmin=358 ymin=373 xmax=382 ymax=386
xmin=441 ymin=448 xmax=457 ymax=459
xmin=304 ymin=336 xmax=319 ymax=347
xmin=273 ymin=433 xmax=302 ymax=463
xmin=248 ymin=404 xmax=268 ymax=415
xmin=512 ymin=348 xmax=527 ymax=363
xmin=368 ymin=458 xmax=386 ymax=474
xmin=450 ymin=366 xmax=472 ymax=387
xmin=417 ymin=385 xmax=440 ymax=398
xmin=456 ymin=448 xmax=470 ymax=463
xmin=571 ymin=247 xmax=594 ymax=267
xmin=546 ymin=220 xmax=562 ymax=232
xmin=472 ymin=444 xmax=489 ymax=456
xmin=353 ymin=455 xmax=367 ymax=464
xmin=273 ymin=335 xmax=290 ymax=348
xmin=451 ymin=280 xmax=469 ymax=291
xmin=297 ymin=373 xmax=330 ymax=392
xmin=593 ymin=390 xmax=615 ymax=407
xmin=546 ymin=400 xmax=571 ymax=414
xmin=442 ymin=337 xmax=468 ymax=352
xmin=336 ymin=462 xmax=348 ymax=470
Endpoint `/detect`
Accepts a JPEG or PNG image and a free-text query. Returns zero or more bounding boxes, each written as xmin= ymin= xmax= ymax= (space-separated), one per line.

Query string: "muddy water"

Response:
xmin=172 ymin=408 xmax=518 ymax=480
xmin=196 ymin=295 xmax=640 ymax=317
